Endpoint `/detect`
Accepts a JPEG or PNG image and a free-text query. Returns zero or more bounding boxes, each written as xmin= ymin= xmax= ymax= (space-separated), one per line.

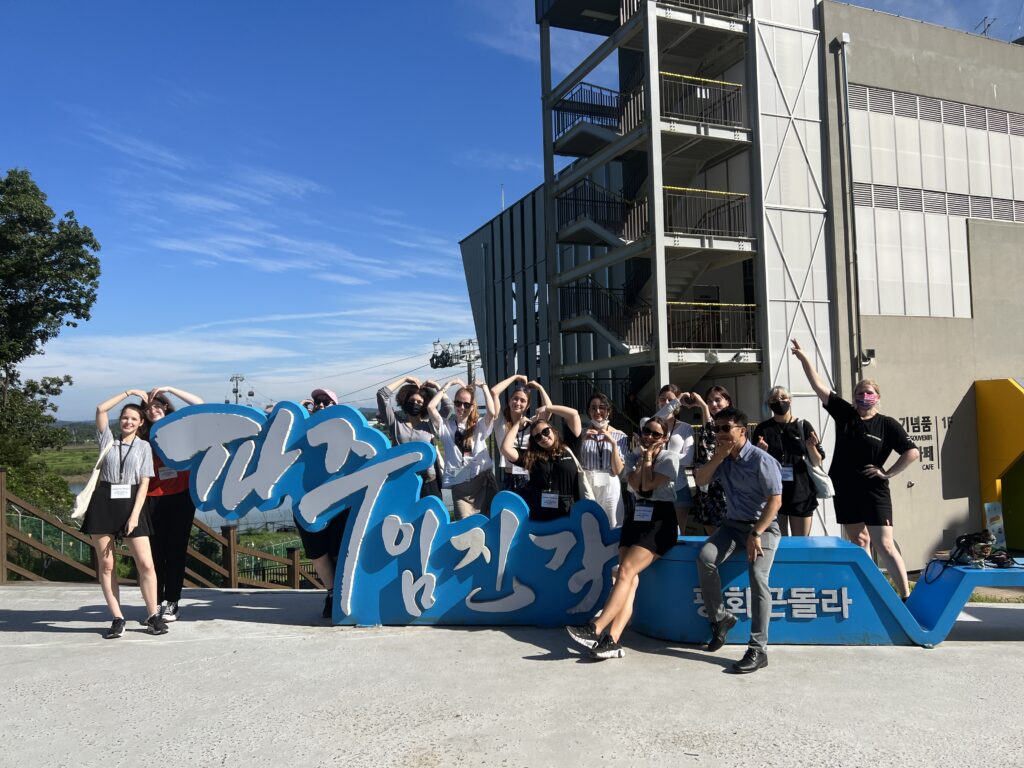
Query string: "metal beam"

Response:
xmin=558 ymin=350 xmax=655 ymax=377
xmin=545 ymin=12 xmax=644 ymax=106
xmin=551 ymin=126 xmax=647 ymax=196
xmin=552 ymin=237 xmax=652 ymax=286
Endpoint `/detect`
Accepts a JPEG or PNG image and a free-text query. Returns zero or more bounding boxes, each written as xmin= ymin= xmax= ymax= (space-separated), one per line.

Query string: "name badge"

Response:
xmin=511 ymin=464 xmax=529 ymax=476
xmin=781 ymin=465 xmax=794 ymax=482
xmin=589 ymin=471 xmax=609 ymax=488
xmin=541 ymin=492 xmax=560 ymax=509
xmin=110 ymin=484 xmax=132 ymax=499
xmin=634 ymin=504 xmax=654 ymax=522
xmin=158 ymin=466 xmax=178 ymax=481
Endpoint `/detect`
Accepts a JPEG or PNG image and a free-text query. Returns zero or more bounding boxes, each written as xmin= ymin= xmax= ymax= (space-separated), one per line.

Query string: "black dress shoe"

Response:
xmin=731 ymin=648 xmax=768 ymax=674
xmin=705 ymin=612 xmax=737 ymax=652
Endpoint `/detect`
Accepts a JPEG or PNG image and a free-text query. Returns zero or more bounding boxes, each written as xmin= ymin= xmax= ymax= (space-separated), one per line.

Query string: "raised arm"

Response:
xmin=536 ymin=404 xmax=582 ymax=437
xmin=526 ymin=380 xmax=553 ymax=409
xmin=479 ymin=381 xmax=496 ymax=426
xmin=148 ymin=386 xmax=204 ymax=406
xmin=791 ymin=338 xmax=830 ymax=405
xmin=490 ymin=373 xmax=527 ymax=402
xmin=386 ymin=375 xmax=420 ymax=392
xmin=427 ymin=378 xmax=462 ymax=431
xmin=376 ymin=385 xmax=398 ymax=433
xmin=686 ymin=391 xmax=712 ymax=426
xmin=501 ymin=416 xmax=531 ymax=464
xmin=95 ymin=389 xmax=146 ymax=432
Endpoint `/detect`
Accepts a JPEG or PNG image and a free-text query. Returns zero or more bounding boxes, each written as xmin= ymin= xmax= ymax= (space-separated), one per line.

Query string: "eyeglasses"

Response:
xmin=711 ymin=424 xmax=738 ymax=433
xmin=641 ymin=428 xmax=664 ymax=437
xmin=531 ymin=427 xmax=553 ymax=441
xmin=454 ymin=401 xmax=473 ymax=409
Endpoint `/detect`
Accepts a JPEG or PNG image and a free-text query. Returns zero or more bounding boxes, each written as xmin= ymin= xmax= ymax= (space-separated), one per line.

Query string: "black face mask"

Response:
xmin=769 ymin=401 xmax=791 ymax=416
xmin=404 ymin=402 xmax=424 ymax=417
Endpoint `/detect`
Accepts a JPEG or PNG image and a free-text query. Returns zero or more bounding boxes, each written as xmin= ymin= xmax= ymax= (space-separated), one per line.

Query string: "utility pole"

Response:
xmin=229 ymin=374 xmax=245 ymax=404
xmin=429 ymin=339 xmax=481 ymax=385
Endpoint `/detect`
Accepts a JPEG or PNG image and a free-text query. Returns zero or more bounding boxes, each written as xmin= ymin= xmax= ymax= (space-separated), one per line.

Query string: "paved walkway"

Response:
xmin=1 ymin=584 xmax=1021 ymax=767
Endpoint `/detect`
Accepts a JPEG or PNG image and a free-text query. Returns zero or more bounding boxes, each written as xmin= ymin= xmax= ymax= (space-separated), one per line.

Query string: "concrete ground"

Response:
xmin=1 ymin=584 xmax=1021 ymax=768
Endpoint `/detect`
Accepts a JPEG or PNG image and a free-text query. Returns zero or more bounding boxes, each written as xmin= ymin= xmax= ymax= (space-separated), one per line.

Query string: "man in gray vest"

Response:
xmin=694 ymin=407 xmax=783 ymax=673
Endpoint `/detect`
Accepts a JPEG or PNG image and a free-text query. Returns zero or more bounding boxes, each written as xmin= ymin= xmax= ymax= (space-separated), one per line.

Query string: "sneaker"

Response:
xmin=322 ymin=590 xmax=333 ymax=619
xmin=706 ymin=611 xmax=738 ymax=652
xmin=104 ymin=617 xmax=126 ymax=639
xmin=145 ymin=613 xmax=169 ymax=636
xmin=566 ymin=622 xmax=602 ymax=649
xmin=589 ymin=635 xmax=625 ymax=660
xmin=162 ymin=601 xmax=180 ymax=623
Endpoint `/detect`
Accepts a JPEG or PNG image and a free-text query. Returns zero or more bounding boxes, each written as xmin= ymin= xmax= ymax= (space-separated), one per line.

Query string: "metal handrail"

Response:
xmin=556 ymin=179 xmax=649 ymax=242
xmin=660 ymin=72 xmax=745 ymax=127
xmin=663 ymin=187 xmax=749 ymax=237
xmin=553 ymin=82 xmax=623 ymax=141
xmin=667 ymin=301 xmax=758 ymax=349
xmin=658 ymin=0 xmax=751 ymax=19
xmin=559 ymin=276 xmax=653 ymax=348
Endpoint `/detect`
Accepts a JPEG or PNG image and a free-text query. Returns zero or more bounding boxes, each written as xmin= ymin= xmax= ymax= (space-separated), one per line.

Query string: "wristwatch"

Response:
xmin=750 ymin=531 xmax=762 ymax=538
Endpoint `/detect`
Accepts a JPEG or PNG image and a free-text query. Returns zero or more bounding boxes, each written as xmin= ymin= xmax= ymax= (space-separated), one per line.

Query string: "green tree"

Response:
xmin=0 ymin=168 xmax=101 ymax=516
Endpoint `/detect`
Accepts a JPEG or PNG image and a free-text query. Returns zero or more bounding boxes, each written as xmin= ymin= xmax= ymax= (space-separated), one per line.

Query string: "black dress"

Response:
xmin=752 ymin=418 xmax=820 ymax=518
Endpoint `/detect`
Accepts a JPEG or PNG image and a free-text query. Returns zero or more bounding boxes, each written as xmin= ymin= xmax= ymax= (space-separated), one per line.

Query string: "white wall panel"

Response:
xmin=948 ymin=218 xmax=971 ymax=318
xmin=989 ymin=133 xmax=1013 ymax=200
xmin=895 ymin=116 xmax=922 ymax=189
xmin=966 ymin=127 xmax=992 ymax=197
xmin=919 ymin=120 xmax=946 ymax=191
xmin=869 ymin=112 xmax=897 ymax=186
xmin=875 ymin=208 xmax=904 ymax=314
xmin=924 ymin=213 xmax=953 ymax=318
xmin=943 ymin=124 xmax=969 ymax=194
xmin=855 ymin=206 xmax=879 ymax=315
xmin=1009 ymin=135 xmax=1024 ymax=200
xmin=899 ymin=211 xmax=929 ymax=316
xmin=850 ymin=109 xmax=872 ymax=184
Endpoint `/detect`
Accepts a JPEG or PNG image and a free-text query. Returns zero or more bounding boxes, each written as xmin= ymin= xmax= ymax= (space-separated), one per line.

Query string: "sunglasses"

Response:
xmin=453 ymin=401 xmax=473 ymax=409
xmin=314 ymin=399 xmax=333 ymax=406
xmin=711 ymin=424 xmax=738 ymax=433
xmin=531 ymin=427 xmax=553 ymax=441
xmin=641 ymin=428 xmax=664 ymax=437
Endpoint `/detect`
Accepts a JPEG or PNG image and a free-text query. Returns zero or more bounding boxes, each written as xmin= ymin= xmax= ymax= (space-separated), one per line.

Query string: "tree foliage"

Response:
xmin=0 ymin=168 xmax=100 ymax=517
xmin=0 ymin=168 xmax=101 ymax=387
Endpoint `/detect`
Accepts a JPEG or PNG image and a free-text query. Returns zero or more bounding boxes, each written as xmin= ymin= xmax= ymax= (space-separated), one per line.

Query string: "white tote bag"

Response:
xmin=71 ymin=442 xmax=113 ymax=520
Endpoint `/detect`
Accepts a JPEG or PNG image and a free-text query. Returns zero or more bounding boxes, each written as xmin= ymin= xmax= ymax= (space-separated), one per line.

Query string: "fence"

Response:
xmin=660 ymin=72 xmax=745 ymax=127
xmin=663 ymin=187 xmax=748 ymax=238
xmin=0 ymin=468 xmax=324 ymax=590
xmin=667 ymin=301 xmax=758 ymax=349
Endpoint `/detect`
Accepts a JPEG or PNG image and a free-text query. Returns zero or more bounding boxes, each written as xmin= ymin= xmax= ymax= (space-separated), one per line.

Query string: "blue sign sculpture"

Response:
xmin=149 ymin=403 xmax=619 ymax=626
xmin=150 ymin=403 xmax=1024 ymax=644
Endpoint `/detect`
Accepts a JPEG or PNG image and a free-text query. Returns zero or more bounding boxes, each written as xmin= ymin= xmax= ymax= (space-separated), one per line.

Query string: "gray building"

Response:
xmin=459 ymin=0 xmax=1024 ymax=569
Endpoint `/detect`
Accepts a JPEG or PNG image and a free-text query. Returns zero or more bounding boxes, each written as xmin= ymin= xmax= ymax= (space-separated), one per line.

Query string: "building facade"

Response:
xmin=460 ymin=0 xmax=1024 ymax=568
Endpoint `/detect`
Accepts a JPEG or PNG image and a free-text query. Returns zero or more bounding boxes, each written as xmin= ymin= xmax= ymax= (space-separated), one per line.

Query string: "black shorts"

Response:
xmin=833 ymin=485 xmax=894 ymax=527
xmin=619 ymin=499 xmax=678 ymax=557
xmin=295 ymin=512 xmax=348 ymax=560
xmin=80 ymin=482 xmax=154 ymax=538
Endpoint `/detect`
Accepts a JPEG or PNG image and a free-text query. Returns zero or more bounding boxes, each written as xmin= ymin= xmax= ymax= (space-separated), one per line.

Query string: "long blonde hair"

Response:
xmin=454 ymin=386 xmax=479 ymax=452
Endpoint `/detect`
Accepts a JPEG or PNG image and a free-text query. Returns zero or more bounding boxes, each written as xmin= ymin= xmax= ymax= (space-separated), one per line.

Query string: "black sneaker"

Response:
xmin=706 ymin=611 xmax=738 ymax=652
xmin=322 ymin=590 xmax=333 ymax=619
xmin=161 ymin=601 xmax=180 ymax=623
xmin=589 ymin=635 xmax=625 ymax=660
xmin=104 ymin=617 xmax=126 ymax=639
xmin=145 ymin=613 xmax=169 ymax=636
xmin=566 ymin=622 xmax=601 ymax=649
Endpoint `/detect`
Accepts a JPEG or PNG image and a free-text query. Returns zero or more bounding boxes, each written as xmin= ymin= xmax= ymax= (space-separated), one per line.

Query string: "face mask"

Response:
xmin=404 ymin=402 xmax=423 ymax=417
xmin=768 ymin=401 xmax=791 ymax=416
xmin=856 ymin=393 xmax=879 ymax=409
xmin=590 ymin=418 xmax=609 ymax=430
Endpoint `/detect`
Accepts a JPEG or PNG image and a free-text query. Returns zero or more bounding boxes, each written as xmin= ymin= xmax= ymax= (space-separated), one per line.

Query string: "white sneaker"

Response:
xmin=162 ymin=601 xmax=180 ymax=622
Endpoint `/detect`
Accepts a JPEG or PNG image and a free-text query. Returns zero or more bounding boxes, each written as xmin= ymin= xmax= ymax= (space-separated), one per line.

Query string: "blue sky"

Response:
xmin=6 ymin=0 xmax=1020 ymax=419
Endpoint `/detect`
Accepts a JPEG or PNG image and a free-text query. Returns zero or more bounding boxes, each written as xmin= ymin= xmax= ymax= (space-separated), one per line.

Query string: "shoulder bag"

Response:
xmin=801 ymin=419 xmax=835 ymax=500
xmin=562 ymin=446 xmax=596 ymax=501
xmin=71 ymin=442 xmax=114 ymax=520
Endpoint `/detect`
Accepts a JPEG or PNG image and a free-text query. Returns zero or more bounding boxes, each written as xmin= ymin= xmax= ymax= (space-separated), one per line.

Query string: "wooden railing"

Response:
xmin=1 ymin=467 xmax=324 ymax=590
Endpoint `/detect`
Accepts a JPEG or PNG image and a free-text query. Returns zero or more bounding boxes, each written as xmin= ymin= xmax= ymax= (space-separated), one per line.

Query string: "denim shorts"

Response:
xmin=674 ymin=478 xmax=693 ymax=507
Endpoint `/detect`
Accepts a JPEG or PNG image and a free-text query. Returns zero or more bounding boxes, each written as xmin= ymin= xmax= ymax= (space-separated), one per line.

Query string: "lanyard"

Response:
xmin=117 ymin=439 xmax=136 ymax=484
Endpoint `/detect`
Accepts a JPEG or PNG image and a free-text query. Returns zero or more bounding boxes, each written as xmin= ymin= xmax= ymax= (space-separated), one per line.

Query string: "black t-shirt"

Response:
xmin=513 ymin=439 xmax=580 ymax=521
xmin=825 ymin=392 xmax=915 ymax=505
xmin=752 ymin=418 xmax=819 ymax=515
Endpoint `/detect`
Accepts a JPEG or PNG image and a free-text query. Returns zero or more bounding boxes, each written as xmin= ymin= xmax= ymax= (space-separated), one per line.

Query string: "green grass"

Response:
xmin=33 ymin=445 xmax=99 ymax=478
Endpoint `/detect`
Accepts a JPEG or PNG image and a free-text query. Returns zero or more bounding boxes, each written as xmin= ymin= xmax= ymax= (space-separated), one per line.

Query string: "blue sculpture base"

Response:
xmin=631 ymin=536 xmax=1024 ymax=647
